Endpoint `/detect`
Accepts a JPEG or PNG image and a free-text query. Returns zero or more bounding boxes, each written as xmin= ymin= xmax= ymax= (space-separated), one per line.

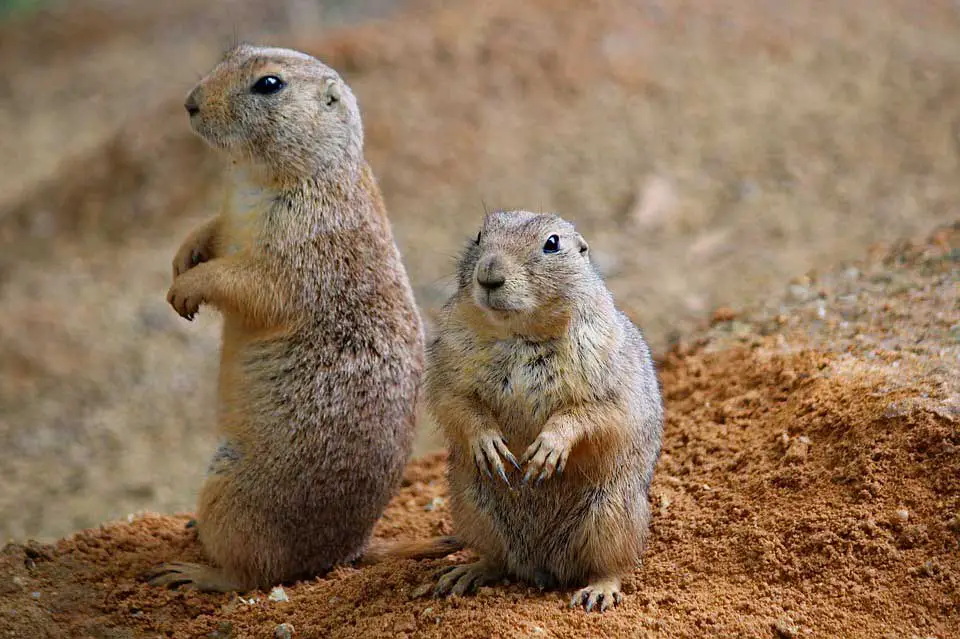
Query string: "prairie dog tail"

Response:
xmin=359 ymin=536 xmax=463 ymax=565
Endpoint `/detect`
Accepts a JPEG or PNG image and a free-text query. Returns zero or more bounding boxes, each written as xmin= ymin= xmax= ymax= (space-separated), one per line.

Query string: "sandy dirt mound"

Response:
xmin=1 ymin=227 xmax=955 ymax=637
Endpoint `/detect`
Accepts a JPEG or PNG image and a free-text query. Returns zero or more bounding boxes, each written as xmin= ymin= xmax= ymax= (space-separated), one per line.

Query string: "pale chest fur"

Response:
xmin=457 ymin=320 xmax=616 ymax=439
xmin=219 ymin=171 xmax=277 ymax=255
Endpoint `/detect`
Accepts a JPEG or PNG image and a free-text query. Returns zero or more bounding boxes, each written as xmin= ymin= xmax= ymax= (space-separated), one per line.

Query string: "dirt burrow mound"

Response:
xmin=1 ymin=229 xmax=956 ymax=638
xmin=2 ymin=0 xmax=960 ymax=554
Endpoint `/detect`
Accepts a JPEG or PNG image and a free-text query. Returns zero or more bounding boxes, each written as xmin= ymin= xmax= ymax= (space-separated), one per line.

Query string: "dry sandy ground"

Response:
xmin=0 ymin=0 xmax=958 ymax=547
xmin=0 ymin=224 xmax=956 ymax=638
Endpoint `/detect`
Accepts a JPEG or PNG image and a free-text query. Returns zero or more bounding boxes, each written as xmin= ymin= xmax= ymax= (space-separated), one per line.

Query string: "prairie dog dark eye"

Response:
xmin=251 ymin=75 xmax=285 ymax=95
xmin=543 ymin=234 xmax=560 ymax=254
xmin=475 ymin=231 xmax=482 ymax=245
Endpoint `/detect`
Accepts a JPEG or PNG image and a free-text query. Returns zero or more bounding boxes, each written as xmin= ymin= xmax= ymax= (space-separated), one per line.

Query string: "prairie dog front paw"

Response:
xmin=166 ymin=269 xmax=207 ymax=321
xmin=469 ymin=430 xmax=519 ymax=486
xmin=521 ymin=431 xmax=572 ymax=484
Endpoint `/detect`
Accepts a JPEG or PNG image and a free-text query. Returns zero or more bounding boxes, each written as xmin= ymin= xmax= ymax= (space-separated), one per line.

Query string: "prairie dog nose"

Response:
xmin=184 ymin=90 xmax=200 ymax=116
xmin=477 ymin=254 xmax=506 ymax=290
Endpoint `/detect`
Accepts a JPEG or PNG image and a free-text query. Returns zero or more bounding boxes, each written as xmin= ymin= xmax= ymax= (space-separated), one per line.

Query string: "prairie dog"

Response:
xmin=146 ymin=44 xmax=459 ymax=593
xmin=424 ymin=210 xmax=663 ymax=611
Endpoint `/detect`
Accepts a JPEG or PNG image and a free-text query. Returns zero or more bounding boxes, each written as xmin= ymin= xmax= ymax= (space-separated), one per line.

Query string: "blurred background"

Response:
xmin=0 ymin=0 xmax=957 ymax=542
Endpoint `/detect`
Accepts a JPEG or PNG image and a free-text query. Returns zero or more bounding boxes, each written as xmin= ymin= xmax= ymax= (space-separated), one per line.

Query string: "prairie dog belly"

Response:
xmin=457 ymin=463 xmax=637 ymax=586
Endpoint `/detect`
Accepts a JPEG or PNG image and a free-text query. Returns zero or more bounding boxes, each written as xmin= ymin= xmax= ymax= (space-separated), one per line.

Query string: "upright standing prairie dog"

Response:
xmin=424 ymin=211 xmax=663 ymax=611
xmin=146 ymin=45 xmax=460 ymax=593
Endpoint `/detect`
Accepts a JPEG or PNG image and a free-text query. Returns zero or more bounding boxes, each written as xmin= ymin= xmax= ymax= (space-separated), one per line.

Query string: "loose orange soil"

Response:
xmin=1 ymin=227 xmax=956 ymax=638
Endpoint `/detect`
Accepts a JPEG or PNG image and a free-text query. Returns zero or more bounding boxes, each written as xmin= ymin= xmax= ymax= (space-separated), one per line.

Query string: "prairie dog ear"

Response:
xmin=576 ymin=233 xmax=589 ymax=257
xmin=320 ymin=77 xmax=341 ymax=107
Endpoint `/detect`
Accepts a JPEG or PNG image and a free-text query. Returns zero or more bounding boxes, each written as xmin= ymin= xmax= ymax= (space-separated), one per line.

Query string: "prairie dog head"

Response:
xmin=456 ymin=210 xmax=597 ymax=337
xmin=184 ymin=44 xmax=363 ymax=181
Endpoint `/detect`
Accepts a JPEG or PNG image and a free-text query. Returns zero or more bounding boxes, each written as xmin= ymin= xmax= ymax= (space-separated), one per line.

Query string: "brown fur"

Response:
xmin=145 ymin=44 xmax=460 ymax=593
xmin=424 ymin=211 xmax=664 ymax=612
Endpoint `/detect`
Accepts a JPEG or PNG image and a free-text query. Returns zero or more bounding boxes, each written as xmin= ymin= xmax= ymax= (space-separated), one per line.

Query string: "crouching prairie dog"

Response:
xmin=145 ymin=44 xmax=461 ymax=593
xmin=424 ymin=210 xmax=664 ymax=612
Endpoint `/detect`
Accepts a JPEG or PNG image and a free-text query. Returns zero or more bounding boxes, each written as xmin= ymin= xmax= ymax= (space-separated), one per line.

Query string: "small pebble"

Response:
xmin=658 ymin=494 xmax=671 ymax=514
xmin=424 ymin=497 xmax=445 ymax=512
xmin=947 ymin=514 xmax=960 ymax=533
xmin=773 ymin=618 xmax=799 ymax=638
xmin=274 ymin=623 xmax=295 ymax=639
xmin=784 ymin=436 xmax=811 ymax=463
xmin=786 ymin=284 xmax=809 ymax=302
xmin=894 ymin=509 xmax=909 ymax=523
xmin=269 ymin=586 xmax=289 ymax=602
xmin=409 ymin=582 xmax=433 ymax=599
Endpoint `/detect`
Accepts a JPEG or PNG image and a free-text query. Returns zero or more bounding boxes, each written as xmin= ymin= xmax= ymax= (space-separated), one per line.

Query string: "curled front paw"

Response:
xmin=469 ymin=430 xmax=520 ymax=486
xmin=521 ymin=431 xmax=571 ymax=484
xmin=166 ymin=273 xmax=206 ymax=321
xmin=172 ymin=243 xmax=210 ymax=279
xmin=172 ymin=229 xmax=214 ymax=280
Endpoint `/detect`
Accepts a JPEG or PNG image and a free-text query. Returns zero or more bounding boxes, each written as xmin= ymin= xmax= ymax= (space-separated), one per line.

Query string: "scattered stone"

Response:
xmin=658 ymin=494 xmax=672 ymax=515
xmin=269 ymin=586 xmax=289 ymax=602
xmin=424 ymin=497 xmax=445 ymax=512
xmin=894 ymin=509 xmax=909 ymax=523
xmin=409 ymin=582 xmax=433 ymax=599
xmin=786 ymin=284 xmax=810 ymax=303
xmin=773 ymin=618 xmax=799 ymax=638
xmin=909 ymin=561 xmax=940 ymax=578
xmin=783 ymin=435 xmax=811 ymax=463
xmin=947 ymin=514 xmax=960 ymax=533
xmin=274 ymin=622 xmax=295 ymax=639
xmin=779 ymin=432 xmax=791 ymax=449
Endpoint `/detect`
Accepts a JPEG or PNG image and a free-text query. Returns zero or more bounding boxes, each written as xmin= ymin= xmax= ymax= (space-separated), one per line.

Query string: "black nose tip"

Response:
xmin=478 ymin=275 xmax=505 ymax=291
xmin=184 ymin=99 xmax=200 ymax=116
